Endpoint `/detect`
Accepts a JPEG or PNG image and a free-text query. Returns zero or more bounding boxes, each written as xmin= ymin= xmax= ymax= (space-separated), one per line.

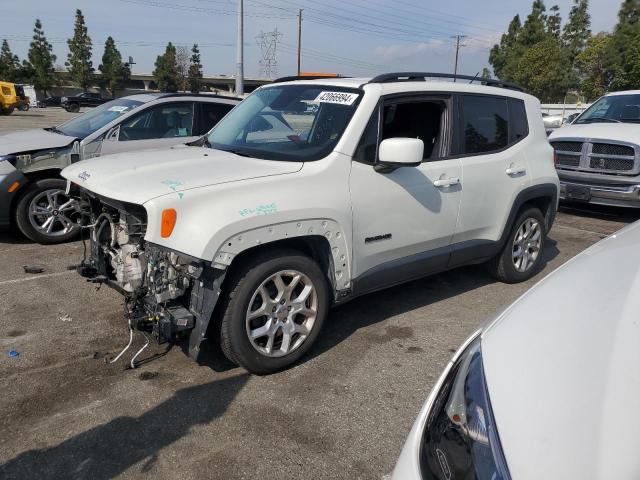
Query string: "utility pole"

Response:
xmin=235 ymin=0 xmax=244 ymax=95
xmin=452 ymin=35 xmax=466 ymax=81
xmin=297 ymin=9 xmax=303 ymax=76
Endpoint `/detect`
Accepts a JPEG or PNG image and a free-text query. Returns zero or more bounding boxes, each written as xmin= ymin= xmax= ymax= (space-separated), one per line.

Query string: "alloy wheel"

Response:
xmin=512 ymin=218 xmax=542 ymax=272
xmin=28 ymin=188 xmax=79 ymax=237
xmin=245 ymin=270 xmax=318 ymax=358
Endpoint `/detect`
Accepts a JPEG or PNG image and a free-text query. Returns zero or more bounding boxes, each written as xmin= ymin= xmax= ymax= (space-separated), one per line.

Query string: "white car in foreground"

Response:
xmin=393 ymin=220 xmax=640 ymax=479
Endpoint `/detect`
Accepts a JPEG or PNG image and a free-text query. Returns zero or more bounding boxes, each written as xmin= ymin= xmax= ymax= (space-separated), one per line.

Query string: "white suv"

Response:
xmin=62 ymin=73 xmax=559 ymax=374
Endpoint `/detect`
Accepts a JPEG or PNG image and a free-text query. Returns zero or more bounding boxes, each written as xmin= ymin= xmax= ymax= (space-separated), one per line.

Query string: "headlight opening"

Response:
xmin=419 ymin=338 xmax=511 ymax=480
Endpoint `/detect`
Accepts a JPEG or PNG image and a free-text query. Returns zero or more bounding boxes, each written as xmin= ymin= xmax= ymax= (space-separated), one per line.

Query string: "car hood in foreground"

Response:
xmin=0 ymin=129 xmax=76 ymax=155
xmin=61 ymin=145 xmax=303 ymax=205
xmin=481 ymin=221 xmax=640 ymax=480
xmin=549 ymin=122 xmax=640 ymax=144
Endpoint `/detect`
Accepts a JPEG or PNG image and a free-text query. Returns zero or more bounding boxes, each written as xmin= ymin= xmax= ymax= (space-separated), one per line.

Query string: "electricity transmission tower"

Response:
xmin=256 ymin=28 xmax=283 ymax=78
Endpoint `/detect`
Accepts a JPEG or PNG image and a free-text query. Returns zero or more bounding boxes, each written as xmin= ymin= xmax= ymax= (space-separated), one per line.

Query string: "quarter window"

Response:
xmin=461 ymin=95 xmax=509 ymax=154
xmin=508 ymin=99 xmax=528 ymax=143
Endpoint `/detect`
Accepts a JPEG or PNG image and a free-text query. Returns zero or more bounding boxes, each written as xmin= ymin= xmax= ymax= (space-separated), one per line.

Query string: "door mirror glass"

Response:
xmin=378 ymin=138 xmax=423 ymax=167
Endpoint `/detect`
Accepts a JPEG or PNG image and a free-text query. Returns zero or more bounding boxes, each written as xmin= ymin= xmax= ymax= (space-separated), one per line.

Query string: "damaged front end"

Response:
xmin=76 ymin=190 xmax=224 ymax=360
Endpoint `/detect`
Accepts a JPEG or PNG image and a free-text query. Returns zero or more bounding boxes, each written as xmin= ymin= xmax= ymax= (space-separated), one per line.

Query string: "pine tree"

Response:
xmin=607 ymin=0 xmax=640 ymax=89
xmin=489 ymin=15 xmax=523 ymax=80
xmin=0 ymin=40 xmax=21 ymax=82
xmin=153 ymin=42 xmax=179 ymax=92
xmin=27 ymin=19 xmax=57 ymax=96
xmin=66 ymin=9 xmax=94 ymax=90
xmin=98 ymin=37 xmax=130 ymax=97
xmin=188 ymin=44 xmax=203 ymax=93
xmin=562 ymin=0 xmax=591 ymax=62
xmin=520 ymin=0 xmax=549 ymax=47
xmin=546 ymin=5 xmax=562 ymax=38
xmin=481 ymin=67 xmax=492 ymax=79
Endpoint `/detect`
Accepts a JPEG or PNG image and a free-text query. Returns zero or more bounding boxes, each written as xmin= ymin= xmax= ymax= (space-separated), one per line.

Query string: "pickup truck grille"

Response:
xmin=551 ymin=140 xmax=638 ymax=176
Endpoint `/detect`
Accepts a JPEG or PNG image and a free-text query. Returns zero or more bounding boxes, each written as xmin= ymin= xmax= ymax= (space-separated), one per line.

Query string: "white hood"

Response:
xmin=61 ymin=145 xmax=303 ymax=205
xmin=549 ymin=122 xmax=640 ymax=145
xmin=0 ymin=129 xmax=76 ymax=155
xmin=481 ymin=221 xmax=640 ymax=479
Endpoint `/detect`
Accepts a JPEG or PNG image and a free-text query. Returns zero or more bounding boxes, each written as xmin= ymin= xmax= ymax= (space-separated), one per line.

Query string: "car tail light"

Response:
xmin=160 ymin=209 xmax=177 ymax=238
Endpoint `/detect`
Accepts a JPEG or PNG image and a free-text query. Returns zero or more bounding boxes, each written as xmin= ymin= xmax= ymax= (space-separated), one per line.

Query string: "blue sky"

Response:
xmin=0 ymin=0 xmax=620 ymax=79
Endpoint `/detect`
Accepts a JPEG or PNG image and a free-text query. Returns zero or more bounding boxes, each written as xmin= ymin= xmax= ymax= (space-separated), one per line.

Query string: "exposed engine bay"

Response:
xmin=75 ymin=189 xmax=225 ymax=361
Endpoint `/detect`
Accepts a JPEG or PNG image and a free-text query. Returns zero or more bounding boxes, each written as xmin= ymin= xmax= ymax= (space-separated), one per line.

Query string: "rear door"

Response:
xmin=451 ymin=94 xmax=531 ymax=256
xmin=99 ymin=101 xmax=199 ymax=156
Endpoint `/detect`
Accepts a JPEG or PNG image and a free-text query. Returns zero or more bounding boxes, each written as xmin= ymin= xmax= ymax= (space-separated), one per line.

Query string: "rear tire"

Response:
xmin=488 ymin=207 xmax=546 ymax=283
xmin=219 ymin=250 xmax=329 ymax=375
xmin=14 ymin=178 xmax=80 ymax=244
xmin=1 ymin=107 xmax=14 ymax=115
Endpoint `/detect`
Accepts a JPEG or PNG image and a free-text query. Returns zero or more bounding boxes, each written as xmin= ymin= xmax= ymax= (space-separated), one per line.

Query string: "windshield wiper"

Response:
xmin=577 ymin=117 xmax=621 ymax=124
xmin=46 ymin=126 xmax=66 ymax=135
xmin=220 ymin=148 xmax=256 ymax=158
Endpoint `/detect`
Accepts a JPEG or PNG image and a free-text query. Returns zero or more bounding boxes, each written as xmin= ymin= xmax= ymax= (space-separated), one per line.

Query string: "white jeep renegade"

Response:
xmin=62 ymin=73 xmax=559 ymax=374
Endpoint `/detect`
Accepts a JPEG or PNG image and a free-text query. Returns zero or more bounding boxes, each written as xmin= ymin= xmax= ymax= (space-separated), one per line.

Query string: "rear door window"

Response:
xmin=461 ymin=95 xmax=509 ymax=154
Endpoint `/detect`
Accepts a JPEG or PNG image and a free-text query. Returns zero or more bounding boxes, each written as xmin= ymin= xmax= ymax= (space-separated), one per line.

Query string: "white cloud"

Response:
xmin=374 ymin=40 xmax=447 ymax=62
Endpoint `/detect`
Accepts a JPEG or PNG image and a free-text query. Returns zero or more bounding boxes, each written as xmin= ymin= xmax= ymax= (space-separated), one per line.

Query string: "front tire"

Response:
xmin=219 ymin=250 xmax=329 ymax=374
xmin=488 ymin=207 xmax=546 ymax=283
xmin=14 ymin=178 xmax=80 ymax=244
xmin=65 ymin=103 xmax=80 ymax=113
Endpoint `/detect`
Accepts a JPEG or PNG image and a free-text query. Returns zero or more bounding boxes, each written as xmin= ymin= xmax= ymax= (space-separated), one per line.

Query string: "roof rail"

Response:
xmin=158 ymin=92 xmax=241 ymax=101
xmin=367 ymin=72 xmax=523 ymax=92
xmin=272 ymin=75 xmax=350 ymax=83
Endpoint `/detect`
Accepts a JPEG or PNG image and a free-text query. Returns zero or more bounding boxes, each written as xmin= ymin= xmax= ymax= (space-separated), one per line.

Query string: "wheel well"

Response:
xmin=520 ymin=196 xmax=554 ymax=230
xmin=223 ymin=235 xmax=336 ymax=291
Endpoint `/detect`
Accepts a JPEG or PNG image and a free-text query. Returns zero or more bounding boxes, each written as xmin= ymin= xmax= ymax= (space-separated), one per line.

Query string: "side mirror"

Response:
xmin=105 ymin=125 xmax=120 ymax=141
xmin=377 ymin=138 xmax=423 ymax=170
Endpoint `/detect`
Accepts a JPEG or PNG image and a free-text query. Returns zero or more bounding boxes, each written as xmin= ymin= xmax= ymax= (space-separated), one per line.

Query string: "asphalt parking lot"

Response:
xmin=1 ymin=109 xmax=639 ymax=479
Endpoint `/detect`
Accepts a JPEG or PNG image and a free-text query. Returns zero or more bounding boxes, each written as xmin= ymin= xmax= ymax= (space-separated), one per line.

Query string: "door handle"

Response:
xmin=506 ymin=166 xmax=526 ymax=176
xmin=433 ymin=177 xmax=460 ymax=187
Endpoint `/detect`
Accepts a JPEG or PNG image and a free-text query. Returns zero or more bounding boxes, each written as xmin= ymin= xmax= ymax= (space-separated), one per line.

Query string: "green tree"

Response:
xmin=481 ymin=67 xmax=492 ymax=79
xmin=607 ymin=0 xmax=640 ymax=90
xmin=188 ymin=43 xmax=203 ymax=93
xmin=153 ymin=42 xmax=178 ymax=92
xmin=546 ymin=5 xmax=562 ymax=38
xmin=520 ymin=0 xmax=548 ymax=46
xmin=562 ymin=0 xmax=591 ymax=63
xmin=27 ymin=19 xmax=57 ymax=95
xmin=513 ymin=37 xmax=574 ymax=101
xmin=575 ymin=32 xmax=610 ymax=100
xmin=489 ymin=15 xmax=523 ymax=80
xmin=66 ymin=9 xmax=94 ymax=90
xmin=98 ymin=37 xmax=130 ymax=97
xmin=0 ymin=40 xmax=21 ymax=81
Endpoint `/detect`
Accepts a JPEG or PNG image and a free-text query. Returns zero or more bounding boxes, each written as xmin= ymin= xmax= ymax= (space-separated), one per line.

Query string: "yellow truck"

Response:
xmin=0 ymin=81 xmax=29 ymax=115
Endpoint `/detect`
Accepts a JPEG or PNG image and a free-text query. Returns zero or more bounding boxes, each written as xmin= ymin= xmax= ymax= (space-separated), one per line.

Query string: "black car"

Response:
xmin=61 ymin=92 xmax=109 ymax=112
xmin=38 ymin=96 xmax=62 ymax=108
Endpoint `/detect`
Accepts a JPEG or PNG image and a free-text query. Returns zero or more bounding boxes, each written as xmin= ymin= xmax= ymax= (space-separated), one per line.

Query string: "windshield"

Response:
xmin=207 ymin=85 xmax=361 ymax=161
xmin=56 ymin=98 xmax=144 ymax=138
xmin=576 ymin=94 xmax=640 ymax=124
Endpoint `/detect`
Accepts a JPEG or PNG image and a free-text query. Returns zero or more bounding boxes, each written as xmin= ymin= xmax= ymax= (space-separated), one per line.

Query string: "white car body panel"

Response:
xmin=393 ymin=220 xmax=640 ymax=479
xmin=0 ymin=129 xmax=76 ymax=155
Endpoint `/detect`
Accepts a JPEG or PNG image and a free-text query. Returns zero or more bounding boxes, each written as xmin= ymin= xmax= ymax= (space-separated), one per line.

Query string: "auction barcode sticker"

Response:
xmin=108 ymin=106 xmax=129 ymax=112
xmin=314 ymin=91 xmax=359 ymax=106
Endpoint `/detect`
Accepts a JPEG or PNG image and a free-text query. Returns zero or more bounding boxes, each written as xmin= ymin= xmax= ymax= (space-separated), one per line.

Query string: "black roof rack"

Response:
xmin=272 ymin=75 xmax=350 ymax=83
xmin=367 ymin=72 xmax=523 ymax=92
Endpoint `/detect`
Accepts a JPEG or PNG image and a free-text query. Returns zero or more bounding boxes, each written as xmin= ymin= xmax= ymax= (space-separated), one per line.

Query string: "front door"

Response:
xmin=349 ymin=95 xmax=462 ymax=290
xmin=98 ymin=101 xmax=199 ymax=156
